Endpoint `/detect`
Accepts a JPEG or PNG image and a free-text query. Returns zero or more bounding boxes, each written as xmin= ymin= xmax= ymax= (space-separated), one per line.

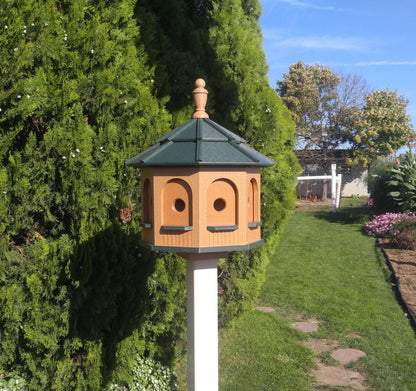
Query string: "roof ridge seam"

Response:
xmin=205 ymin=118 xmax=246 ymax=142
xmin=196 ymin=117 xmax=202 ymax=162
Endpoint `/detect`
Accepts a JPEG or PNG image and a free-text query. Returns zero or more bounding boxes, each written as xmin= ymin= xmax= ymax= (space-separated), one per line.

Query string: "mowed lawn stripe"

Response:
xmin=220 ymin=202 xmax=416 ymax=390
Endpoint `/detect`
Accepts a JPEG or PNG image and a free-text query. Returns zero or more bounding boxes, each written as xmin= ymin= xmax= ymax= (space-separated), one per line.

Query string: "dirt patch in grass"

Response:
xmin=295 ymin=199 xmax=334 ymax=212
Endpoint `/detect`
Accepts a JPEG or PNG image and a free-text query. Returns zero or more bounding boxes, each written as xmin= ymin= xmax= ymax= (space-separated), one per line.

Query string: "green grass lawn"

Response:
xmin=219 ymin=200 xmax=416 ymax=390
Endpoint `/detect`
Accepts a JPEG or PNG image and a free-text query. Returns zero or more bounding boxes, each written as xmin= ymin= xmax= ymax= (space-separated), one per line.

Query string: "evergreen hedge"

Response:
xmin=1 ymin=0 xmax=299 ymax=389
xmin=136 ymin=0 xmax=300 ymax=324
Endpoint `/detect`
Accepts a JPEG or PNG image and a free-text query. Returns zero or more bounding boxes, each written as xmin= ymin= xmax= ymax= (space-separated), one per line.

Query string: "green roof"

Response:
xmin=126 ymin=118 xmax=275 ymax=167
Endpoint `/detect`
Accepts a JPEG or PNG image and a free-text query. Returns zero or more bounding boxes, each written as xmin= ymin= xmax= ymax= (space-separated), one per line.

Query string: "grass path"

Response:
xmin=219 ymin=201 xmax=416 ymax=390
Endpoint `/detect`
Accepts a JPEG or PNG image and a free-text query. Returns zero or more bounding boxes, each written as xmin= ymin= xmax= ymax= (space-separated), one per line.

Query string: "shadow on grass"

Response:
xmin=313 ymin=205 xmax=371 ymax=225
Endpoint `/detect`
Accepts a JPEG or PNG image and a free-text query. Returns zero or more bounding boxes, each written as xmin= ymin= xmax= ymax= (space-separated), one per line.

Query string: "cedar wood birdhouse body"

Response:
xmin=126 ymin=79 xmax=275 ymax=253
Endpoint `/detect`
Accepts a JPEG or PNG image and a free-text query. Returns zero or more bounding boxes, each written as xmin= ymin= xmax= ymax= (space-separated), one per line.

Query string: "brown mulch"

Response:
xmin=378 ymin=240 xmax=416 ymax=322
xmin=295 ymin=198 xmax=334 ymax=212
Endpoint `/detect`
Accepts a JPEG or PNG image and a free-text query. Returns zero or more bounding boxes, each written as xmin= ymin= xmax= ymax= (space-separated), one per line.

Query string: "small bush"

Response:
xmin=0 ymin=371 xmax=28 ymax=391
xmin=393 ymin=219 xmax=416 ymax=250
xmin=371 ymin=175 xmax=397 ymax=213
xmin=368 ymin=159 xmax=391 ymax=194
xmin=387 ymin=151 xmax=416 ymax=213
xmin=103 ymin=355 xmax=177 ymax=391
xmin=368 ymin=159 xmax=395 ymax=213
xmin=364 ymin=198 xmax=374 ymax=208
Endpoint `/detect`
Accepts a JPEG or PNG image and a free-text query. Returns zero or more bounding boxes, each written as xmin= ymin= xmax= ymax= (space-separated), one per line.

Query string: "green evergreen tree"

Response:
xmin=206 ymin=0 xmax=300 ymax=322
xmin=134 ymin=0 xmax=212 ymax=125
xmin=1 ymin=0 xmax=299 ymax=388
xmin=1 ymin=1 xmax=186 ymax=389
xmin=136 ymin=0 xmax=300 ymax=323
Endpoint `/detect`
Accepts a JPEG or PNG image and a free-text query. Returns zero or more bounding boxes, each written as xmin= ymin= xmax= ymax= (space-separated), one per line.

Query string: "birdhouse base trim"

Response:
xmin=139 ymin=239 xmax=264 ymax=254
xmin=248 ymin=222 xmax=262 ymax=229
xmin=161 ymin=225 xmax=193 ymax=232
xmin=140 ymin=222 xmax=152 ymax=228
xmin=206 ymin=225 xmax=238 ymax=232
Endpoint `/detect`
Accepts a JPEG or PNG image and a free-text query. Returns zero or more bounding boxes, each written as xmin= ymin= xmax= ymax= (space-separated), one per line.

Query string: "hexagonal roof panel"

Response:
xmin=125 ymin=117 xmax=275 ymax=168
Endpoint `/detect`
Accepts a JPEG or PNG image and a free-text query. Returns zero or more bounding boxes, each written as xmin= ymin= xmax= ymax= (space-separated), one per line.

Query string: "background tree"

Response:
xmin=277 ymin=61 xmax=414 ymax=168
xmin=349 ymin=89 xmax=415 ymax=166
xmin=277 ymin=61 xmax=344 ymax=170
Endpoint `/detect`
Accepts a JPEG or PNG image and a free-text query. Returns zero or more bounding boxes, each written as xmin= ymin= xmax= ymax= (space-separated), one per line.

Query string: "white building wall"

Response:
xmin=341 ymin=166 xmax=369 ymax=197
xmin=297 ymin=165 xmax=369 ymax=199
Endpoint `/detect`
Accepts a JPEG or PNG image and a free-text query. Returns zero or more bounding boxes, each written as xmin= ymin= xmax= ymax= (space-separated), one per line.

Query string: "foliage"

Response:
xmin=277 ymin=61 xmax=341 ymax=166
xmin=367 ymin=158 xmax=389 ymax=189
xmin=0 ymin=0 xmax=185 ymax=389
xmin=387 ymin=151 xmax=416 ymax=213
xmin=1 ymin=0 xmax=299 ymax=388
xmin=394 ymin=219 xmax=416 ymax=250
xmin=103 ymin=354 xmax=177 ymax=391
xmin=277 ymin=61 xmax=415 ymax=168
xmin=0 ymin=371 xmax=28 ymax=391
xmin=370 ymin=175 xmax=397 ymax=214
xmin=276 ymin=61 xmax=362 ymax=169
xmin=364 ymin=212 xmax=416 ymax=238
xmin=136 ymin=0 xmax=300 ymax=325
xmin=351 ymin=89 xmax=415 ymax=166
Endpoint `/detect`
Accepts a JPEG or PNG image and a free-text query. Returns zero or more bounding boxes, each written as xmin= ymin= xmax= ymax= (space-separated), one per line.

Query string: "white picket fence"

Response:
xmin=297 ymin=164 xmax=342 ymax=213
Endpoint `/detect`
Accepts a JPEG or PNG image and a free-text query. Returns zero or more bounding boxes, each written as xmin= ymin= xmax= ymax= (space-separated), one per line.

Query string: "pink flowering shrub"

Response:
xmin=364 ymin=213 xmax=416 ymax=238
xmin=364 ymin=198 xmax=374 ymax=207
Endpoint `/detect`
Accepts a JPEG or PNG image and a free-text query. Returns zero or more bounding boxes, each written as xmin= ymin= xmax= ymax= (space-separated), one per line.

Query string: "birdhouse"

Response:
xmin=126 ymin=79 xmax=275 ymax=254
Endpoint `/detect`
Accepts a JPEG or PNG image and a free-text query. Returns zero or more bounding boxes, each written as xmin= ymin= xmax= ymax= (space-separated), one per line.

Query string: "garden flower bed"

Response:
xmin=365 ymin=212 xmax=416 ymax=324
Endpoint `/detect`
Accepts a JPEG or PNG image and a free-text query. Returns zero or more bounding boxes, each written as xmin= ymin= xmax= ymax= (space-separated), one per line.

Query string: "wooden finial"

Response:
xmin=192 ymin=78 xmax=209 ymax=119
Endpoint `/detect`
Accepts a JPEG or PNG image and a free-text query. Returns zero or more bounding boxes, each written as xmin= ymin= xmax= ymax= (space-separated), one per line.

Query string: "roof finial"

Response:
xmin=192 ymin=79 xmax=209 ymax=119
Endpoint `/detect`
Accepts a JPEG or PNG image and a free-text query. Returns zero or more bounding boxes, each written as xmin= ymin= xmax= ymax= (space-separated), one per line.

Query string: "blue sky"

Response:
xmin=260 ymin=0 xmax=416 ymax=127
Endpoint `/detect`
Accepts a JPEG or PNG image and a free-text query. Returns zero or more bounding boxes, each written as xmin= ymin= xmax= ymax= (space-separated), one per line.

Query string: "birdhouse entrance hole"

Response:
xmin=213 ymin=198 xmax=226 ymax=212
xmin=174 ymin=198 xmax=186 ymax=212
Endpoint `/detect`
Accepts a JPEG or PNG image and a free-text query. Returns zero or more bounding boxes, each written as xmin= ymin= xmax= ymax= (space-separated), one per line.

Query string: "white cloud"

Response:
xmin=272 ymin=36 xmax=369 ymax=52
xmin=262 ymin=28 xmax=287 ymax=43
xmin=354 ymin=61 xmax=416 ymax=66
xmin=275 ymin=0 xmax=345 ymax=11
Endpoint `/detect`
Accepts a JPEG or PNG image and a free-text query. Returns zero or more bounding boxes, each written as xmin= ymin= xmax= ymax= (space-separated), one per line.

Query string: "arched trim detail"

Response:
xmin=141 ymin=178 xmax=153 ymax=228
xmin=162 ymin=178 xmax=193 ymax=230
xmin=207 ymin=178 xmax=238 ymax=230
xmin=248 ymin=177 xmax=260 ymax=224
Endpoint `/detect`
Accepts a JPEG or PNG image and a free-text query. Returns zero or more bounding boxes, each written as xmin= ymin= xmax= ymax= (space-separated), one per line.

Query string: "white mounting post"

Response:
xmin=297 ymin=164 xmax=341 ymax=213
xmin=185 ymin=253 xmax=224 ymax=391
xmin=336 ymin=173 xmax=342 ymax=209
xmin=331 ymin=164 xmax=337 ymax=213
